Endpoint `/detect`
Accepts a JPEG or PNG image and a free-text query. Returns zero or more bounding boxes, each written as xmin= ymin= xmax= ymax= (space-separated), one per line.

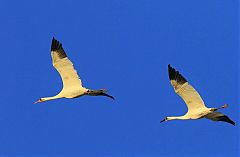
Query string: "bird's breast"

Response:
xmin=62 ymin=87 xmax=87 ymax=98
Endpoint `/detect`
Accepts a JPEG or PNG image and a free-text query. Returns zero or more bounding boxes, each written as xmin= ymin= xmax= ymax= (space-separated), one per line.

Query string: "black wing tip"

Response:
xmin=110 ymin=96 xmax=115 ymax=100
xmin=219 ymin=116 xmax=236 ymax=126
xmin=168 ymin=64 xmax=187 ymax=84
xmin=51 ymin=37 xmax=63 ymax=52
xmin=228 ymin=119 xmax=235 ymax=126
xmin=51 ymin=37 xmax=67 ymax=58
xmin=103 ymin=93 xmax=115 ymax=100
xmin=168 ymin=64 xmax=174 ymax=80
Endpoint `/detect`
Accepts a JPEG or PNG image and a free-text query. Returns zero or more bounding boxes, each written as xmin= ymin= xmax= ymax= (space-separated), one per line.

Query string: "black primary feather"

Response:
xmin=168 ymin=64 xmax=187 ymax=85
xmin=217 ymin=115 xmax=235 ymax=125
xmin=51 ymin=37 xmax=67 ymax=59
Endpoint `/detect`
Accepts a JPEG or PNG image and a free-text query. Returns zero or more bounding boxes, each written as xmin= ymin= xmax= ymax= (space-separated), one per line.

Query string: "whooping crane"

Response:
xmin=160 ymin=65 xmax=235 ymax=125
xmin=34 ymin=37 xmax=114 ymax=104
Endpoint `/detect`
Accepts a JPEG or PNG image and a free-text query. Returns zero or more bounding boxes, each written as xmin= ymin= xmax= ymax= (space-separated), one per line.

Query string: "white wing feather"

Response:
xmin=173 ymin=82 xmax=206 ymax=112
xmin=51 ymin=38 xmax=84 ymax=92
xmin=168 ymin=65 xmax=206 ymax=112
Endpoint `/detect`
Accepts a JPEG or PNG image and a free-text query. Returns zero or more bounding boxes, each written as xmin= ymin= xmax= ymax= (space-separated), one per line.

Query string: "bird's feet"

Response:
xmin=222 ymin=104 xmax=228 ymax=108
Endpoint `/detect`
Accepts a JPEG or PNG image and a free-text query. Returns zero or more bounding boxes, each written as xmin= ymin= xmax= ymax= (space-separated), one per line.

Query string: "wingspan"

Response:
xmin=205 ymin=112 xmax=235 ymax=125
xmin=51 ymin=37 xmax=84 ymax=91
xmin=168 ymin=64 xmax=206 ymax=112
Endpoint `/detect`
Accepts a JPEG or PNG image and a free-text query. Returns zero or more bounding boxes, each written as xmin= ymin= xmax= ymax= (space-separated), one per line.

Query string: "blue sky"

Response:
xmin=0 ymin=0 xmax=238 ymax=156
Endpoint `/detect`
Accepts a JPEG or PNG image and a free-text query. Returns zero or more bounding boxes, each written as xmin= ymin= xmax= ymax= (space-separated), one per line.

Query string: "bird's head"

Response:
xmin=34 ymin=98 xmax=45 ymax=104
xmin=160 ymin=117 xmax=176 ymax=123
xmin=160 ymin=117 xmax=169 ymax=123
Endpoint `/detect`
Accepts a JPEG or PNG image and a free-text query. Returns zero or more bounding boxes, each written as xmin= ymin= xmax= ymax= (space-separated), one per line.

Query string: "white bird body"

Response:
xmin=187 ymin=108 xmax=211 ymax=119
xmin=59 ymin=87 xmax=87 ymax=98
xmin=161 ymin=65 xmax=235 ymax=125
xmin=166 ymin=108 xmax=211 ymax=121
xmin=35 ymin=37 xmax=114 ymax=104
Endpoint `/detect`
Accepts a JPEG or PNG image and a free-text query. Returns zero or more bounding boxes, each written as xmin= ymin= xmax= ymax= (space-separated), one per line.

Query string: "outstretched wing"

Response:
xmin=168 ymin=64 xmax=206 ymax=112
xmin=205 ymin=112 xmax=235 ymax=125
xmin=51 ymin=37 xmax=83 ymax=91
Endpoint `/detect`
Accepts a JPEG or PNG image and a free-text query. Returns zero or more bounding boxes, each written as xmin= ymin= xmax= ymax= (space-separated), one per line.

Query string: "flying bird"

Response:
xmin=160 ymin=64 xmax=235 ymax=125
xmin=34 ymin=37 xmax=114 ymax=103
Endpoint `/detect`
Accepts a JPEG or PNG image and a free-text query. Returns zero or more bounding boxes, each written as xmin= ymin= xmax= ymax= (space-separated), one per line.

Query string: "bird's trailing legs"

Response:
xmin=211 ymin=104 xmax=228 ymax=111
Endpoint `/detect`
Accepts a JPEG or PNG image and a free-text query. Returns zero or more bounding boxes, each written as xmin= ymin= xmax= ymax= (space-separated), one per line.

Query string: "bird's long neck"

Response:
xmin=41 ymin=95 xmax=63 ymax=102
xmin=167 ymin=116 xmax=189 ymax=121
xmin=34 ymin=92 xmax=65 ymax=104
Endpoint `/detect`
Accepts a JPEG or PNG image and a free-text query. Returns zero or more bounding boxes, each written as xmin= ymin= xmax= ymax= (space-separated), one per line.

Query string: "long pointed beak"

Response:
xmin=160 ymin=119 xmax=166 ymax=123
xmin=99 ymin=93 xmax=115 ymax=100
xmin=33 ymin=100 xmax=42 ymax=104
